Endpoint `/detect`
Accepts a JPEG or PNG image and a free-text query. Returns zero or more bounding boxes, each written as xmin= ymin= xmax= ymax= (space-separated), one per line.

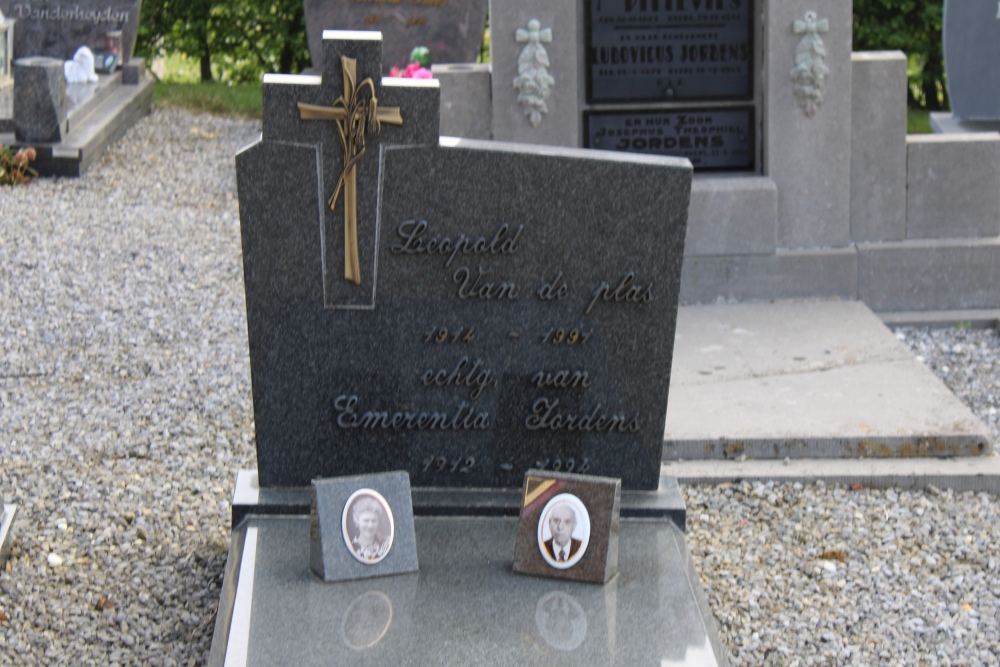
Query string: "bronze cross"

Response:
xmin=297 ymin=56 xmax=403 ymax=285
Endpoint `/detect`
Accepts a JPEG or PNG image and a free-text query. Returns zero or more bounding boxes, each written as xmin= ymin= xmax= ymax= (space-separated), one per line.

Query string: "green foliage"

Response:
xmin=907 ymin=109 xmax=932 ymax=134
xmin=137 ymin=0 xmax=310 ymax=83
xmin=0 ymin=146 xmax=38 ymax=185
xmin=153 ymin=81 xmax=263 ymax=117
xmin=853 ymin=0 xmax=947 ymax=110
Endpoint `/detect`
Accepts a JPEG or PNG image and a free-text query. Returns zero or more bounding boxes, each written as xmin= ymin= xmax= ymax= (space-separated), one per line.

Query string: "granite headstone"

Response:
xmin=237 ymin=30 xmax=691 ymax=492
xmin=943 ymin=0 xmax=1000 ymax=120
xmin=303 ymin=0 xmax=487 ymax=74
xmin=0 ymin=0 xmax=140 ymax=62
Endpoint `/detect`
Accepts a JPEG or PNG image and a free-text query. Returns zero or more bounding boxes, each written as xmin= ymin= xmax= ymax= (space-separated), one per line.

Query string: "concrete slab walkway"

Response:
xmin=663 ymin=300 xmax=993 ymax=466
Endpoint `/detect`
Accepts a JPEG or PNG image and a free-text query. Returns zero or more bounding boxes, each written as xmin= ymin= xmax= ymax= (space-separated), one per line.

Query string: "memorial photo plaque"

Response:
xmin=513 ymin=470 xmax=620 ymax=584
xmin=586 ymin=0 xmax=754 ymax=103
xmin=586 ymin=107 xmax=754 ymax=170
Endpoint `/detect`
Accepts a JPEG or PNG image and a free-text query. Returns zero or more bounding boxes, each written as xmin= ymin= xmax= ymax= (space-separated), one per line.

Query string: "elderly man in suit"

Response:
xmin=543 ymin=504 xmax=582 ymax=563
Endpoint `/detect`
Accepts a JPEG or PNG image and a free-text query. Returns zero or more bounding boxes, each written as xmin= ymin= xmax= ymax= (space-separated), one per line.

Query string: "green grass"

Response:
xmin=907 ymin=109 xmax=933 ymax=134
xmin=153 ymin=81 xmax=263 ymax=118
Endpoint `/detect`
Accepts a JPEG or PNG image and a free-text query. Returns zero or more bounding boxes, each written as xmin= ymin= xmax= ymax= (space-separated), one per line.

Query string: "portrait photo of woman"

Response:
xmin=342 ymin=488 xmax=395 ymax=564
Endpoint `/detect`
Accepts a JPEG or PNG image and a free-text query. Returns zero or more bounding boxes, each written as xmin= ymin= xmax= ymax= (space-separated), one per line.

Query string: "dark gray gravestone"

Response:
xmin=0 ymin=0 xmax=141 ymax=62
xmin=310 ymin=471 xmax=419 ymax=582
xmin=303 ymin=1 xmax=487 ymax=73
xmin=943 ymin=0 xmax=1000 ymax=120
xmin=14 ymin=56 xmax=65 ymax=141
xmin=237 ymin=31 xmax=690 ymax=492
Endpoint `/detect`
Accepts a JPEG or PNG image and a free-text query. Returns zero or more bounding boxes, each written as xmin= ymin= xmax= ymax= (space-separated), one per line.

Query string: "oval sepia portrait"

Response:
xmin=342 ymin=488 xmax=394 ymax=564
xmin=537 ymin=493 xmax=591 ymax=569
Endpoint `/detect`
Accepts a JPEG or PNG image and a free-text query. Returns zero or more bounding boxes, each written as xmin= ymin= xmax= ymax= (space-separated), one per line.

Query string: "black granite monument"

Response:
xmin=0 ymin=0 xmax=141 ymax=63
xmin=303 ymin=0 xmax=487 ymax=74
xmin=583 ymin=0 xmax=756 ymax=170
xmin=211 ymin=31 xmax=729 ymax=667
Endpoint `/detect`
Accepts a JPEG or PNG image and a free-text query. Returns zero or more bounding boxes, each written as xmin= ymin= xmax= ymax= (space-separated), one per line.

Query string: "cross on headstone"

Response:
xmin=297 ymin=56 xmax=404 ymax=284
xmin=256 ymin=30 xmax=439 ymax=307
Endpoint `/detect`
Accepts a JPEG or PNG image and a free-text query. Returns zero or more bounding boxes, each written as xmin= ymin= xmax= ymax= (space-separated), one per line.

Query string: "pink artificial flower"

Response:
xmin=389 ymin=66 xmax=402 ymax=77
xmin=412 ymin=67 xmax=433 ymax=79
xmin=403 ymin=62 xmax=421 ymax=78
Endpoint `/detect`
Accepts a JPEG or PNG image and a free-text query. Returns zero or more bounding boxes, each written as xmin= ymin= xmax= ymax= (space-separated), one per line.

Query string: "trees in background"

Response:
xmin=137 ymin=0 xmax=310 ymax=83
xmin=138 ymin=0 xmax=948 ymax=111
xmin=853 ymin=0 xmax=947 ymax=110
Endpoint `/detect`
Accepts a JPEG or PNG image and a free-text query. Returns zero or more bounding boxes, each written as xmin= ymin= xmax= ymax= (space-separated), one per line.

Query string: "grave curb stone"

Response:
xmin=905 ymin=134 xmax=1000 ymax=240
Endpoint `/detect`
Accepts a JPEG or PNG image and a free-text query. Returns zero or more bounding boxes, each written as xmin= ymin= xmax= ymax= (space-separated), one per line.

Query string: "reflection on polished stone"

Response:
xmin=221 ymin=515 xmax=726 ymax=666
xmin=535 ymin=591 xmax=588 ymax=651
xmin=341 ymin=591 xmax=393 ymax=651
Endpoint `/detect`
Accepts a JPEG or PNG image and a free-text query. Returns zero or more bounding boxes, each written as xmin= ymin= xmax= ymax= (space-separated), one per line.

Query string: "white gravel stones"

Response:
xmin=685 ymin=481 xmax=1000 ymax=666
xmin=1 ymin=108 xmax=260 ymax=665
xmin=1 ymin=108 xmax=999 ymax=665
xmin=896 ymin=326 xmax=1000 ymax=456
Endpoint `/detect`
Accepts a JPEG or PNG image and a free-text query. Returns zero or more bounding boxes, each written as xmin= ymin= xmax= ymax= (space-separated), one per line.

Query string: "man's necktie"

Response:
xmin=559 ymin=549 xmax=566 ymax=562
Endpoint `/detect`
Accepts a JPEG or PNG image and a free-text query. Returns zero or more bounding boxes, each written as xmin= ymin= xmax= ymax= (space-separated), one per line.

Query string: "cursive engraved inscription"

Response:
xmin=540 ymin=327 xmax=592 ymax=346
xmin=453 ymin=265 xmax=518 ymax=300
xmin=391 ymin=219 xmax=524 ymax=268
xmin=421 ymin=356 xmax=498 ymax=400
xmin=334 ymin=395 xmax=489 ymax=430
xmin=524 ymin=398 xmax=640 ymax=433
xmin=534 ymin=457 xmax=590 ymax=474
xmin=422 ymin=455 xmax=476 ymax=473
xmin=537 ymin=271 xmax=569 ymax=300
xmin=585 ymin=272 xmax=654 ymax=315
xmin=424 ymin=326 xmax=476 ymax=343
xmin=531 ymin=369 xmax=592 ymax=389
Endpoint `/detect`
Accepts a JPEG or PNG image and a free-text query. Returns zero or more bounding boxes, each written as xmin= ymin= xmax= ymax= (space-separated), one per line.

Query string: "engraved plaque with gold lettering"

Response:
xmin=237 ymin=32 xmax=691 ymax=491
xmin=586 ymin=0 xmax=754 ymax=104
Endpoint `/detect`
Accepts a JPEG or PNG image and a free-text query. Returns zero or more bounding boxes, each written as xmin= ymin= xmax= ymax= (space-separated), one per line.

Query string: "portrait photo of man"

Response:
xmin=537 ymin=493 xmax=590 ymax=569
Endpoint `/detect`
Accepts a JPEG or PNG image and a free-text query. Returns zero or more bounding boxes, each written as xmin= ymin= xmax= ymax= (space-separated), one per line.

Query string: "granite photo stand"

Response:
xmin=310 ymin=472 xmax=418 ymax=583
xmin=513 ymin=470 xmax=620 ymax=584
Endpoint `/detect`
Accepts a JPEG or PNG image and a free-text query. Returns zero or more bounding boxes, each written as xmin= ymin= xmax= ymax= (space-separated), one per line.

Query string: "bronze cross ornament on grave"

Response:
xmin=297 ymin=57 xmax=403 ymax=285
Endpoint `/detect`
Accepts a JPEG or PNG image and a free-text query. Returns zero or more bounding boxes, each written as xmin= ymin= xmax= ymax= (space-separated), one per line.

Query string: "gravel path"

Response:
xmin=2 ymin=109 xmax=998 ymax=666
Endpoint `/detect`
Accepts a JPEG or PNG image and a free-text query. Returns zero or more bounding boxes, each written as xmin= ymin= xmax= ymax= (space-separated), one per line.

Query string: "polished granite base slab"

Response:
xmin=0 ymin=504 xmax=16 ymax=564
xmin=208 ymin=514 xmax=728 ymax=667
xmin=230 ymin=470 xmax=687 ymax=530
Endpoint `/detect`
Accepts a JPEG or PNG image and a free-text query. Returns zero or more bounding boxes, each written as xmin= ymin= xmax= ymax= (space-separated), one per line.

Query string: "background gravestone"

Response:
xmin=0 ymin=0 xmax=141 ymax=62
xmin=943 ymin=0 xmax=1000 ymax=120
xmin=14 ymin=56 xmax=65 ymax=141
xmin=237 ymin=32 xmax=691 ymax=491
xmin=303 ymin=0 xmax=487 ymax=74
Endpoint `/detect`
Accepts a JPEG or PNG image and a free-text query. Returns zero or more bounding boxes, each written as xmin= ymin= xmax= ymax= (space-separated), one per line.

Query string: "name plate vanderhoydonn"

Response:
xmin=585 ymin=107 xmax=754 ymax=170
xmin=586 ymin=0 xmax=754 ymax=103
